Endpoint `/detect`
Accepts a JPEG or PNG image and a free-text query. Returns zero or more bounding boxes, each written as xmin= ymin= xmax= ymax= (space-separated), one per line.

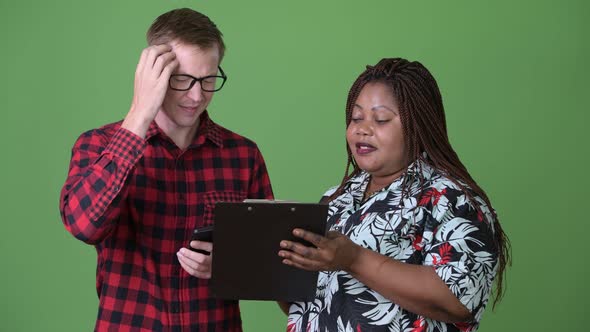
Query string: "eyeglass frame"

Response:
xmin=168 ymin=66 xmax=227 ymax=92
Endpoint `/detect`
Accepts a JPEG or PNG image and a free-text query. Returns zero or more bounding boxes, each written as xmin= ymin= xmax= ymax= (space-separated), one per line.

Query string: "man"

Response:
xmin=59 ymin=8 xmax=273 ymax=331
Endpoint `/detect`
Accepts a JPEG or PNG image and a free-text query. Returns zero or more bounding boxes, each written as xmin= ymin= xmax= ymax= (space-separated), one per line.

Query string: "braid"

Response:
xmin=330 ymin=58 xmax=511 ymax=308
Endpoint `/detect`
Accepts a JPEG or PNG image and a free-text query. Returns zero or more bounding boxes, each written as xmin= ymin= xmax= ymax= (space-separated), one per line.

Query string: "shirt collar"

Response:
xmin=345 ymin=155 xmax=436 ymax=197
xmin=145 ymin=111 xmax=224 ymax=148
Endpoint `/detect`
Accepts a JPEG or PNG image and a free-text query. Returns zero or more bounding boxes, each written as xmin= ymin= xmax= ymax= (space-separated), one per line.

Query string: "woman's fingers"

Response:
xmin=279 ymin=249 xmax=320 ymax=271
xmin=292 ymin=228 xmax=326 ymax=247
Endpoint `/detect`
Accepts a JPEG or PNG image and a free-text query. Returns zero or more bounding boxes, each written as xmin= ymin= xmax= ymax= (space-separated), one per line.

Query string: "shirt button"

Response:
xmin=171 ymin=303 xmax=179 ymax=313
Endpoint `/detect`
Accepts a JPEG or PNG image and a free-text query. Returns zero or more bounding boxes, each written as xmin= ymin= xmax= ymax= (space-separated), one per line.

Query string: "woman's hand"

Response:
xmin=279 ymin=229 xmax=362 ymax=272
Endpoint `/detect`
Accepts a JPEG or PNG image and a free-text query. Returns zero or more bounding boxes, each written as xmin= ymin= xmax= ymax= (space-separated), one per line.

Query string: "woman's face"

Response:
xmin=346 ymin=82 xmax=407 ymax=179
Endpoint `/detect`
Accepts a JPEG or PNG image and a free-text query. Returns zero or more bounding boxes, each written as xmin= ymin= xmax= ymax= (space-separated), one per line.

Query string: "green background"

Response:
xmin=1 ymin=0 xmax=588 ymax=331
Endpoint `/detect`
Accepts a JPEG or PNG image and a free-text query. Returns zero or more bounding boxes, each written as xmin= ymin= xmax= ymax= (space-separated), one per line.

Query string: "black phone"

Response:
xmin=189 ymin=225 xmax=214 ymax=255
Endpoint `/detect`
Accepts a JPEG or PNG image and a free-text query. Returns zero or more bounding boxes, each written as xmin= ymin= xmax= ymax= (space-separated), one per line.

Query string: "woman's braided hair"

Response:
xmin=332 ymin=58 xmax=511 ymax=308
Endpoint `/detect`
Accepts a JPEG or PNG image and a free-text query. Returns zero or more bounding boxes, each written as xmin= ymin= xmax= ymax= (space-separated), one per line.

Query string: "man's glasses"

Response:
xmin=169 ymin=66 xmax=227 ymax=92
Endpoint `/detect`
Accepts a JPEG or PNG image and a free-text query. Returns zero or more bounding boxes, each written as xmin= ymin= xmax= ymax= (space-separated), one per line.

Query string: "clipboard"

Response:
xmin=210 ymin=201 xmax=328 ymax=301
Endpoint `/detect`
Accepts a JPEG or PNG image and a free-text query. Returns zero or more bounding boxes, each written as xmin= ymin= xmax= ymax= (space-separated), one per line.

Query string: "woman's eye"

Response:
xmin=376 ymin=119 xmax=391 ymax=124
xmin=351 ymin=118 xmax=362 ymax=123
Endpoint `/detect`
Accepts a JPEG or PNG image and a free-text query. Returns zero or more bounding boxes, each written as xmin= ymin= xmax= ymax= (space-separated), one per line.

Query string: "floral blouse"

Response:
xmin=287 ymin=159 xmax=498 ymax=332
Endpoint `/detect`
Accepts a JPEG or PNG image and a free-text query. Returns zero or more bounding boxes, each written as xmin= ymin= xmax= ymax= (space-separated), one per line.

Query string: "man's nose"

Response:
xmin=186 ymin=82 xmax=204 ymax=102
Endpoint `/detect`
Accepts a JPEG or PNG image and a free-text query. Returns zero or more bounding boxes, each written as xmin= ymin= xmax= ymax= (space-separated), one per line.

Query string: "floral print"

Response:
xmin=287 ymin=159 xmax=498 ymax=332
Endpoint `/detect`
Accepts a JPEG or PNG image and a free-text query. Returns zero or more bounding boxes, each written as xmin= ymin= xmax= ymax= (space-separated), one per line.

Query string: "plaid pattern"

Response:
xmin=60 ymin=112 xmax=273 ymax=331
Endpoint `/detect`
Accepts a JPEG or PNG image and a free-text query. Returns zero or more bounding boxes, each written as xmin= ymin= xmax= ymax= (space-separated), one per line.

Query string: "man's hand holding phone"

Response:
xmin=122 ymin=44 xmax=178 ymax=138
xmin=189 ymin=225 xmax=213 ymax=254
xmin=177 ymin=226 xmax=214 ymax=279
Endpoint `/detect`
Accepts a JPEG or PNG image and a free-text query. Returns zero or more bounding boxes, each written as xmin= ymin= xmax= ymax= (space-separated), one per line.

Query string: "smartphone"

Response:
xmin=189 ymin=225 xmax=214 ymax=255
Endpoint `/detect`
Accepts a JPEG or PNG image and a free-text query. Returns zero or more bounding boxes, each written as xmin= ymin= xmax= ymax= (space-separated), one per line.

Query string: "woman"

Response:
xmin=278 ymin=58 xmax=510 ymax=332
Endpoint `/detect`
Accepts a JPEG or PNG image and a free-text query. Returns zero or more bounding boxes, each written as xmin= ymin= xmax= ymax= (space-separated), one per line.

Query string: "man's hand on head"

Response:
xmin=122 ymin=44 xmax=178 ymax=138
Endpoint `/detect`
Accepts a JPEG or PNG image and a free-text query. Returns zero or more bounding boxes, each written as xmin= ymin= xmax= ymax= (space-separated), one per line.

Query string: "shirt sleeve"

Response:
xmin=421 ymin=189 xmax=498 ymax=320
xmin=59 ymin=126 xmax=145 ymax=244
xmin=247 ymin=147 xmax=274 ymax=200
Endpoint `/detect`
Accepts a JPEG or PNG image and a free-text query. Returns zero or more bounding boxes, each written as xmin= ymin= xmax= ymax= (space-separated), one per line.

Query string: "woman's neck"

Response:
xmin=367 ymin=167 xmax=406 ymax=192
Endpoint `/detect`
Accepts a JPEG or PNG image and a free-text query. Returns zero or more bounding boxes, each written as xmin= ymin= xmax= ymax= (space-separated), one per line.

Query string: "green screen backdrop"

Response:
xmin=1 ymin=0 xmax=588 ymax=331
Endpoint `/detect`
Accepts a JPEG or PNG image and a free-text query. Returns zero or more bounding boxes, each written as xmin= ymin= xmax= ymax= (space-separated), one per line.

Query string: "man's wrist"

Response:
xmin=121 ymin=107 xmax=154 ymax=138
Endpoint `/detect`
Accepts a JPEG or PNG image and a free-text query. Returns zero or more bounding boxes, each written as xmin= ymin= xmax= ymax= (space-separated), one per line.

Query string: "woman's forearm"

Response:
xmin=347 ymin=247 xmax=472 ymax=323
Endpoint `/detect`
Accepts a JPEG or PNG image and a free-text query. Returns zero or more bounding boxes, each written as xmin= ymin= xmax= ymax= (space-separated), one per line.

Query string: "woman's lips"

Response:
xmin=355 ymin=142 xmax=376 ymax=155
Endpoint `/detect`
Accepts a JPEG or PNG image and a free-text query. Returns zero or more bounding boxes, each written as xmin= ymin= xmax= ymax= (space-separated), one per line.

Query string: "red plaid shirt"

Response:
xmin=60 ymin=112 xmax=273 ymax=331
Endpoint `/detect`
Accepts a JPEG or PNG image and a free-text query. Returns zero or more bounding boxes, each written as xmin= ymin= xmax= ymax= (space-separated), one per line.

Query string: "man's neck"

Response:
xmin=154 ymin=113 xmax=200 ymax=151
